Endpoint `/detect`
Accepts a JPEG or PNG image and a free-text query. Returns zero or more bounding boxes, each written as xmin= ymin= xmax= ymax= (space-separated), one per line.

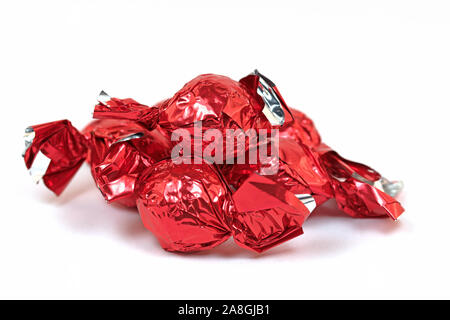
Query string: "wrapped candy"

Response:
xmin=23 ymin=116 xmax=171 ymax=206
xmin=93 ymin=72 xmax=286 ymax=131
xmin=93 ymin=71 xmax=292 ymax=161
xmin=135 ymin=159 xmax=233 ymax=252
xmin=219 ymin=137 xmax=332 ymax=252
xmin=278 ymin=103 xmax=404 ymax=219
xmin=23 ymin=70 xmax=405 ymax=254
xmin=23 ymin=120 xmax=88 ymax=195
xmin=317 ymin=144 xmax=404 ymax=219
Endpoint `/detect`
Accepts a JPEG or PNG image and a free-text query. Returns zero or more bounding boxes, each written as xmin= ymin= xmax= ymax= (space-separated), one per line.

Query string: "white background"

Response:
xmin=0 ymin=0 xmax=449 ymax=299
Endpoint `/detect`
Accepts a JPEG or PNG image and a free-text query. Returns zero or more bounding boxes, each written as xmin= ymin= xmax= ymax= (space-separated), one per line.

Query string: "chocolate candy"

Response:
xmin=135 ymin=160 xmax=233 ymax=252
xmin=23 ymin=71 xmax=405 ymax=253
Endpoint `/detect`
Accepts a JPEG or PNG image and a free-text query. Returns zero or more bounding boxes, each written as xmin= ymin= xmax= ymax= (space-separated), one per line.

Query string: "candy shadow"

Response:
xmin=42 ymin=166 xmax=163 ymax=253
xmin=182 ymin=202 xmax=353 ymax=259
xmin=350 ymin=217 xmax=406 ymax=235
xmin=56 ymin=195 xmax=403 ymax=258
xmin=185 ymin=232 xmax=353 ymax=259
xmin=56 ymin=197 xmax=164 ymax=253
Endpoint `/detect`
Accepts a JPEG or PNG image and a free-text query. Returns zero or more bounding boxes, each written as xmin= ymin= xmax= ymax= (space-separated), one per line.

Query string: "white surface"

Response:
xmin=0 ymin=0 xmax=449 ymax=299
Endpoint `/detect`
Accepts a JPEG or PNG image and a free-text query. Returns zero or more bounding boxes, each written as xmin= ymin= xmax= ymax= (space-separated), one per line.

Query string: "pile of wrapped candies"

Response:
xmin=23 ymin=70 xmax=404 ymax=253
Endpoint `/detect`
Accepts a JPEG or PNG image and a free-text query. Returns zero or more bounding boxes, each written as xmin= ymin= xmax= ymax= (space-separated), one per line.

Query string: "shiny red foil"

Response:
xmin=23 ymin=71 xmax=405 ymax=254
xmin=279 ymin=109 xmax=321 ymax=148
xmin=24 ymin=117 xmax=162 ymax=207
xmin=222 ymin=138 xmax=331 ymax=202
xmin=135 ymin=159 xmax=233 ymax=252
xmin=24 ymin=120 xmax=87 ymax=195
xmin=227 ymin=172 xmax=309 ymax=253
xmin=219 ymin=138 xmax=332 ymax=252
xmin=93 ymin=97 xmax=159 ymax=129
xmin=317 ymin=144 xmax=404 ymax=219
xmin=82 ymin=119 xmax=148 ymax=168
xmin=94 ymin=74 xmax=272 ymax=131
xmin=93 ymin=74 xmax=274 ymax=161
xmin=93 ymin=126 xmax=171 ymax=207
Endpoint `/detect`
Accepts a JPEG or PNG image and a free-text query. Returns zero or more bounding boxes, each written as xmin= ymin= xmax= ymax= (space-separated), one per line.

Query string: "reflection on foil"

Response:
xmin=255 ymin=70 xmax=285 ymax=126
xmin=97 ymin=90 xmax=111 ymax=105
xmin=23 ymin=127 xmax=35 ymax=157
xmin=114 ymin=132 xmax=145 ymax=144
xmin=29 ymin=151 xmax=51 ymax=183
xmin=352 ymin=172 xmax=404 ymax=198
xmin=295 ymin=193 xmax=317 ymax=213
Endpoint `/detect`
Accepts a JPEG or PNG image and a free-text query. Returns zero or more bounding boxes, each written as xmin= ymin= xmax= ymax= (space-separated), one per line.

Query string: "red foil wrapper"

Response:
xmin=93 ymin=92 xmax=159 ymax=129
xmin=24 ymin=120 xmax=88 ymax=195
xmin=23 ymin=116 xmax=165 ymax=207
xmin=82 ymin=118 xmax=149 ymax=167
xmin=317 ymin=144 xmax=404 ymax=219
xmin=94 ymin=74 xmax=273 ymax=131
xmin=279 ymin=109 xmax=321 ymax=148
xmin=23 ymin=71 xmax=405 ymax=254
xmin=93 ymin=127 xmax=171 ymax=207
xmin=220 ymin=138 xmax=332 ymax=252
xmin=93 ymin=72 xmax=290 ymax=161
xmin=278 ymin=103 xmax=404 ymax=220
xmin=227 ymin=172 xmax=309 ymax=253
xmin=135 ymin=159 xmax=233 ymax=252
xmin=222 ymin=138 xmax=332 ymax=204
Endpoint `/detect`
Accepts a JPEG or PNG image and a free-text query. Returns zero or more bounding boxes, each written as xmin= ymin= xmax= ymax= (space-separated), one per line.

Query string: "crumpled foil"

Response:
xmin=135 ymin=159 xmax=233 ymax=252
xmin=23 ymin=70 xmax=405 ymax=253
